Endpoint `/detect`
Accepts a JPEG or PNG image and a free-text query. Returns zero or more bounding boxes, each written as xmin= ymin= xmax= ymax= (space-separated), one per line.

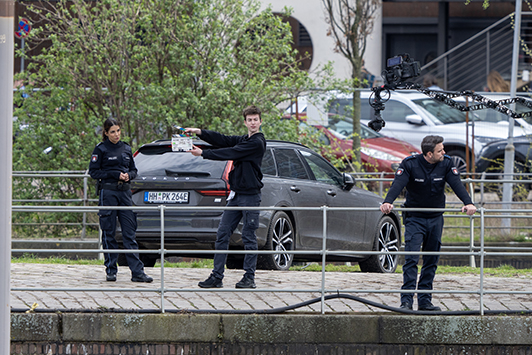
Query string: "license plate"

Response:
xmin=144 ymin=191 xmax=189 ymax=204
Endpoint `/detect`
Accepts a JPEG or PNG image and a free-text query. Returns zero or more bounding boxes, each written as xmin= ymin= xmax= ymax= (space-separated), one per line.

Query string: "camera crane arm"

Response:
xmin=367 ymin=54 xmax=532 ymax=132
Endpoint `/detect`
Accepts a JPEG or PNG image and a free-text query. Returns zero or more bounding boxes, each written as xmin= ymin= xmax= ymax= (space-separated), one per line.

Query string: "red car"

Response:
xmin=299 ymin=120 xmax=420 ymax=174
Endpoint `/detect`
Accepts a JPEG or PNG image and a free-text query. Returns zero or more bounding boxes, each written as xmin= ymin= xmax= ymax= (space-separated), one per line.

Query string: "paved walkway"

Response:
xmin=10 ymin=263 xmax=532 ymax=313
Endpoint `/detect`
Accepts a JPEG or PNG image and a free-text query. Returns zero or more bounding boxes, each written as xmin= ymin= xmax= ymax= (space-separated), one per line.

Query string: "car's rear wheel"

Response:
xmin=257 ymin=211 xmax=295 ymax=271
xmin=359 ymin=215 xmax=399 ymax=273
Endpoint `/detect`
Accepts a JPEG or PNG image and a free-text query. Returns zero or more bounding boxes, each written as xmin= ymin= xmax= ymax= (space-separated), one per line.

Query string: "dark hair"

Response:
xmin=242 ymin=105 xmax=261 ymax=120
xmin=102 ymin=118 xmax=120 ymax=141
xmin=421 ymin=135 xmax=444 ymax=155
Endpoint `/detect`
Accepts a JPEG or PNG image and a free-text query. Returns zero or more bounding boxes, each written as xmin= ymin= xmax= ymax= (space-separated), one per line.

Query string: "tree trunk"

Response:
xmin=351 ymin=88 xmax=362 ymax=166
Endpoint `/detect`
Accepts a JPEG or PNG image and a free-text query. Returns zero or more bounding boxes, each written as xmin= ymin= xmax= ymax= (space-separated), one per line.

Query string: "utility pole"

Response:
xmin=502 ymin=1 xmax=522 ymax=232
xmin=0 ymin=0 xmax=14 ymax=352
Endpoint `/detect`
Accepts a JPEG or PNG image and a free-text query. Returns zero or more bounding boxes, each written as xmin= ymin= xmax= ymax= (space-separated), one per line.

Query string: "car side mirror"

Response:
xmin=342 ymin=173 xmax=355 ymax=191
xmin=405 ymin=114 xmax=424 ymax=125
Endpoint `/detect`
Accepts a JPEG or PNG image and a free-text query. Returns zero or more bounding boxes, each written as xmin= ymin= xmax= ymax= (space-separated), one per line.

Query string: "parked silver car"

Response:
xmin=289 ymin=91 xmax=532 ymax=172
xmin=118 ymin=139 xmax=401 ymax=273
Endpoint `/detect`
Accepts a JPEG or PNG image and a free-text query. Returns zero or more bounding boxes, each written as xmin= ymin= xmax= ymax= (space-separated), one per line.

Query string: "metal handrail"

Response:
xmin=421 ymin=13 xmax=522 ymax=71
xmin=10 ymin=202 xmax=532 ymax=315
xmin=11 ymin=171 xmax=532 ymax=237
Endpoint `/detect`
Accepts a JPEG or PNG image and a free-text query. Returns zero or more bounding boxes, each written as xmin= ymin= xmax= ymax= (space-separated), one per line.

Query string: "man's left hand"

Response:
xmin=189 ymin=145 xmax=203 ymax=156
xmin=462 ymin=204 xmax=477 ymax=216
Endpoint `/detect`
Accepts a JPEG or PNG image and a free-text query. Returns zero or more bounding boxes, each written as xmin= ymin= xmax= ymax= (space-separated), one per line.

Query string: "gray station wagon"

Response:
xmin=118 ymin=139 xmax=401 ymax=273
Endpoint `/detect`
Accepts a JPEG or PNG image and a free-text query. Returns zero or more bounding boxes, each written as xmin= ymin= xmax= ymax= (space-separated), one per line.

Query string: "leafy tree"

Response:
xmin=13 ymin=0 xmax=315 ymax=237
xmin=322 ymin=0 xmax=381 ymax=166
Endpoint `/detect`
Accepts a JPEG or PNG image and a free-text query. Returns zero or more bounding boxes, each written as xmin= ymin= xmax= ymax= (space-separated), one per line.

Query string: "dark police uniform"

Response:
xmin=383 ymin=154 xmax=473 ymax=307
xmin=88 ymin=139 xmax=144 ymax=277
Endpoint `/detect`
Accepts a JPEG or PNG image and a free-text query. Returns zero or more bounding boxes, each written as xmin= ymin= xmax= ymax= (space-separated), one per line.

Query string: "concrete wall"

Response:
xmin=10 ymin=313 xmax=532 ymax=354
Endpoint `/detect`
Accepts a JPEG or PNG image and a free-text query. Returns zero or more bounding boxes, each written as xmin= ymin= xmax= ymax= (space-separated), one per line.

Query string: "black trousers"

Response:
xmin=401 ymin=214 xmax=444 ymax=307
xmin=98 ymin=188 xmax=144 ymax=276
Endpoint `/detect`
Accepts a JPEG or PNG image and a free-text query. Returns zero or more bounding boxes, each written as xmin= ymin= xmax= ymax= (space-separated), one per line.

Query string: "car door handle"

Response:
xmin=290 ymin=186 xmax=301 ymax=193
xmin=327 ymin=189 xmax=336 ymax=197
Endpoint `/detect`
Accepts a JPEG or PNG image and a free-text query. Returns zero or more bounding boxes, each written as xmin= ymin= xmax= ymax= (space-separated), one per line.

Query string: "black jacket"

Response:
xmin=384 ymin=154 xmax=473 ymax=218
xmin=200 ymin=130 xmax=266 ymax=195
xmin=88 ymin=140 xmax=138 ymax=184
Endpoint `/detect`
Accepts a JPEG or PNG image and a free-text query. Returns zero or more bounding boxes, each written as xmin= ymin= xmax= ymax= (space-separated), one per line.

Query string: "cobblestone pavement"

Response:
xmin=10 ymin=263 xmax=532 ymax=313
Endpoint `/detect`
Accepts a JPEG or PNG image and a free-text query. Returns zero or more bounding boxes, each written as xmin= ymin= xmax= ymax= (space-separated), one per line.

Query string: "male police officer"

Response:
xmin=380 ymin=135 xmax=476 ymax=311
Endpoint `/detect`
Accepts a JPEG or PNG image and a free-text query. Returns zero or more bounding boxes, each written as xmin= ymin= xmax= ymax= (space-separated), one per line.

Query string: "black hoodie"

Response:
xmin=199 ymin=129 xmax=266 ymax=195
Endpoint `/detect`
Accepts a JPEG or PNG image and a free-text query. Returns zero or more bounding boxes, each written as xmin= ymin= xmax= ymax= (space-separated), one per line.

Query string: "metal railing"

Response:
xmin=10 ymin=201 xmax=532 ymax=316
xmin=12 ymin=170 xmax=97 ymax=239
xmin=12 ymin=171 xmax=532 ymax=230
xmin=415 ymin=12 xmax=532 ymax=91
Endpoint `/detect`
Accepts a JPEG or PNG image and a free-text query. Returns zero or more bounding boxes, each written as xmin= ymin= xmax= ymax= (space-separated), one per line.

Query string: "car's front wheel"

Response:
xmin=359 ymin=215 xmax=399 ymax=273
xmin=257 ymin=211 xmax=295 ymax=271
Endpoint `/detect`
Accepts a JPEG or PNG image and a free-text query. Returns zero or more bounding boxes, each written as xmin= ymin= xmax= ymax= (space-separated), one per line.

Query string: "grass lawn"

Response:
xmin=11 ymin=255 xmax=532 ymax=278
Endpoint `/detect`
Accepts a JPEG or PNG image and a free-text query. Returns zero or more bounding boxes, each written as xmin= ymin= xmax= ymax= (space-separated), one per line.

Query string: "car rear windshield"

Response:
xmin=135 ymin=151 xmax=227 ymax=178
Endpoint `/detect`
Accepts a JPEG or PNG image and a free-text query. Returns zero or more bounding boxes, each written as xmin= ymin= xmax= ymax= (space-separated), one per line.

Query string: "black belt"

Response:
xmin=102 ymin=182 xmax=131 ymax=191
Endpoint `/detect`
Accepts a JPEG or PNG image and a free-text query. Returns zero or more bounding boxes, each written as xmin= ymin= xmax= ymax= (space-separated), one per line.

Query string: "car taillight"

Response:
xmin=197 ymin=161 xmax=233 ymax=197
xmin=222 ymin=161 xmax=233 ymax=190
xmin=197 ymin=189 xmax=229 ymax=197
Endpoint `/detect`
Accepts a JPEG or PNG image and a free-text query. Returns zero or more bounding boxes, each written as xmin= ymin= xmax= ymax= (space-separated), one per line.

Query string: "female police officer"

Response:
xmin=89 ymin=118 xmax=153 ymax=283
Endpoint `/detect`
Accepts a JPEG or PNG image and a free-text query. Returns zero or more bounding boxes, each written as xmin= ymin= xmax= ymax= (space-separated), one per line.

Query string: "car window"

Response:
xmin=328 ymin=98 xmax=353 ymax=117
xmin=261 ymin=149 xmax=277 ymax=176
xmin=360 ymin=123 xmax=381 ymax=139
xmin=327 ymin=117 xmax=382 ymax=139
xmin=475 ymin=101 xmax=530 ymax=123
xmin=135 ymin=151 xmax=227 ymax=177
xmin=328 ymin=98 xmax=372 ymax=120
xmin=412 ymin=98 xmax=470 ymax=124
xmin=275 ymin=149 xmax=310 ymax=180
xmin=299 ymin=150 xmax=343 ymax=186
xmin=327 ymin=118 xmax=353 ymax=136
xmin=381 ymin=100 xmax=416 ymax=122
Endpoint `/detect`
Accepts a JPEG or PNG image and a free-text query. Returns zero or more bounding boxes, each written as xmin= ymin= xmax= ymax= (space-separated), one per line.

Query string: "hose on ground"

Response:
xmin=10 ymin=293 xmax=532 ymax=315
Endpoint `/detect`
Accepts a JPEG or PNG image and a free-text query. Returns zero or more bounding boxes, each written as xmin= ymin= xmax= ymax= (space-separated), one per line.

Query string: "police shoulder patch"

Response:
xmin=91 ymin=154 xmax=98 ymax=163
xmin=396 ymin=168 xmax=404 ymax=176
xmin=451 ymin=167 xmax=459 ymax=175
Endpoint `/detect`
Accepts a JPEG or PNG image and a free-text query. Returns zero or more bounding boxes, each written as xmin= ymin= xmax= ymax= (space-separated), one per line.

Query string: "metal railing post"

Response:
xmin=82 ymin=175 xmax=88 ymax=239
xmin=480 ymin=172 xmax=486 ymax=206
xmin=468 ymin=179 xmax=476 ymax=268
xmin=379 ymin=172 xmax=384 ymax=198
xmin=160 ymin=204 xmax=166 ymax=313
xmin=469 ymin=215 xmax=476 ymax=268
xmin=479 ymin=207 xmax=485 ymax=316
xmin=320 ymin=206 xmax=328 ymax=315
